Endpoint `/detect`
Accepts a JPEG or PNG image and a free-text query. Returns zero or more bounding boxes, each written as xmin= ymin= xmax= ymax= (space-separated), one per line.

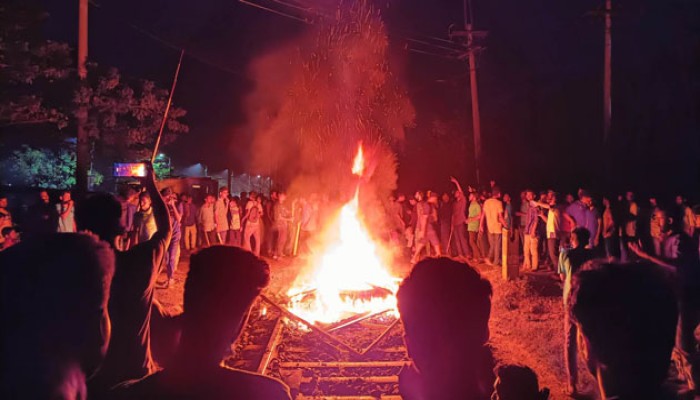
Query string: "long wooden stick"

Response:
xmin=152 ymin=49 xmax=185 ymax=163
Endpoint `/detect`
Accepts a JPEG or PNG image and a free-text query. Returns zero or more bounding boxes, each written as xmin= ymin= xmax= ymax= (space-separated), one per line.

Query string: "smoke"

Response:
xmin=239 ymin=0 xmax=414 ymax=230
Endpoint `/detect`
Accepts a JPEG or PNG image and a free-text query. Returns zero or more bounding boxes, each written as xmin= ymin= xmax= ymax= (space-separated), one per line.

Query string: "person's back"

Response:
xmin=76 ymin=164 xmax=172 ymax=391
xmin=569 ymin=261 xmax=678 ymax=399
xmin=0 ymin=233 xmax=115 ymax=399
xmin=397 ymin=257 xmax=494 ymax=399
xmin=117 ymin=246 xmax=291 ymax=400
xmin=483 ymin=197 xmax=503 ymax=234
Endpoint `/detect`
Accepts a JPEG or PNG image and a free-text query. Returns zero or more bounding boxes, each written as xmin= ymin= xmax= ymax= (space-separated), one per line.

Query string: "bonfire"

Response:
xmin=286 ymin=143 xmax=401 ymax=325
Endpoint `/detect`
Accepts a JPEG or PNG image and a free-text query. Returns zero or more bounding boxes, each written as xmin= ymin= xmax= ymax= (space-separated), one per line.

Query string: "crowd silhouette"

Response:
xmin=1 ymin=165 xmax=698 ymax=399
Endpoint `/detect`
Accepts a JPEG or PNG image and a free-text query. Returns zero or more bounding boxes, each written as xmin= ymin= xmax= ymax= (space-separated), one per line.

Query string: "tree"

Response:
xmin=0 ymin=144 xmax=102 ymax=189
xmin=0 ymin=2 xmax=188 ymax=187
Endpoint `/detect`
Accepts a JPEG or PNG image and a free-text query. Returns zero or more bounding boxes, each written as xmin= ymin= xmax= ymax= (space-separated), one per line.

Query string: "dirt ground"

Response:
xmin=155 ymin=250 xmax=598 ymax=399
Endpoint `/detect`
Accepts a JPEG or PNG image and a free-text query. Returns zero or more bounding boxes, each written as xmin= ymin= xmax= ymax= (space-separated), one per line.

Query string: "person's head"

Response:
xmin=492 ymin=364 xmax=549 ymax=400
xmin=538 ymin=191 xmax=547 ymax=202
xmin=548 ymin=192 xmax=557 ymax=206
xmin=675 ymin=195 xmax=685 ymax=206
xmin=39 ymin=190 xmax=50 ymax=204
xmin=565 ymin=193 xmax=575 ymax=204
xmin=0 ymin=234 xmax=115 ymax=385
xmin=250 ymin=191 xmax=258 ymax=200
xmin=270 ymin=191 xmax=278 ymax=201
xmin=454 ymin=190 xmax=463 ymax=200
xmin=397 ymin=194 xmax=406 ymax=202
xmin=525 ymin=190 xmax=535 ymax=202
xmin=602 ymin=197 xmax=611 ymax=209
xmin=218 ymin=187 xmax=229 ymax=199
xmin=414 ymin=191 xmax=424 ymax=202
xmin=160 ymin=187 xmax=174 ymax=202
xmin=625 ymin=191 xmax=634 ymax=202
xmin=491 ymin=186 xmax=502 ymax=199
xmin=579 ymin=190 xmax=592 ymax=207
xmin=649 ymin=197 xmax=657 ymax=207
xmin=60 ymin=191 xmax=72 ymax=203
xmin=569 ymin=262 xmax=677 ymax=397
xmin=653 ymin=208 xmax=672 ymax=232
xmin=398 ymin=258 xmax=492 ymax=381
xmin=278 ymin=192 xmax=287 ymax=203
xmin=428 ymin=193 xmax=439 ymax=204
xmin=181 ymin=246 xmax=270 ymax=363
xmin=139 ymin=191 xmax=152 ymax=211
xmin=76 ymin=193 xmax=124 ymax=245
xmin=570 ymin=227 xmax=590 ymax=249
xmin=503 ymin=193 xmax=511 ymax=204
xmin=2 ymin=226 xmax=19 ymax=243
xmin=441 ymin=193 xmax=450 ymax=203
xmin=205 ymin=194 xmax=215 ymax=204
xmin=0 ymin=194 xmax=7 ymax=208
xmin=469 ymin=191 xmax=478 ymax=202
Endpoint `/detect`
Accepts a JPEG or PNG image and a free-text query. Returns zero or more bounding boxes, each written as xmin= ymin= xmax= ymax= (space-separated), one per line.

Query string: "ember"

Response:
xmin=287 ymin=144 xmax=400 ymax=325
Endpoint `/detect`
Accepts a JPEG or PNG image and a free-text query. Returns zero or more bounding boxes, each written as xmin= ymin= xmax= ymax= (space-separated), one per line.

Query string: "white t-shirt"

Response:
xmin=482 ymin=198 xmax=504 ymax=234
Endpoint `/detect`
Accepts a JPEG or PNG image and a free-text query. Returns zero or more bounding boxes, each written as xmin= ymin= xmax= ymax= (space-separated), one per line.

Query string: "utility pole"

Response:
xmin=603 ymin=0 xmax=612 ymax=146
xmin=450 ymin=0 xmax=485 ymax=184
xmin=76 ymin=0 xmax=89 ymax=195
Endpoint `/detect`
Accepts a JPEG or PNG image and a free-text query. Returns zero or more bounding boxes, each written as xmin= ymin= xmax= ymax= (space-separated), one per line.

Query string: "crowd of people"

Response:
xmin=1 ymin=166 xmax=699 ymax=399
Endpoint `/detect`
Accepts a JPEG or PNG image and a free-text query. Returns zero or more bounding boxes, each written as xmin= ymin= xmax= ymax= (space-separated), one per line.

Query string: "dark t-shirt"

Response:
xmin=438 ymin=201 xmax=452 ymax=227
xmin=91 ymin=228 xmax=170 ymax=390
xmin=117 ymin=367 xmax=292 ymax=400
xmin=452 ymin=196 xmax=467 ymax=225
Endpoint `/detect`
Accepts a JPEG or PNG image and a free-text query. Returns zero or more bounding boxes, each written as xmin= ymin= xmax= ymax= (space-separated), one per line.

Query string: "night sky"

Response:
xmin=40 ymin=0 xmax=699 ymax=198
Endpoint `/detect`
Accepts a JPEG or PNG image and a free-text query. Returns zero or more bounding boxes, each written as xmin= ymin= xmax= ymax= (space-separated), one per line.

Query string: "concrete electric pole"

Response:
xmin=76 ymin=0 xmax=89 ymax=195
xmin=450 ymin=0 xmax=486 ymax=184
xmin=603 ymin=0 xmax=612 ymax=146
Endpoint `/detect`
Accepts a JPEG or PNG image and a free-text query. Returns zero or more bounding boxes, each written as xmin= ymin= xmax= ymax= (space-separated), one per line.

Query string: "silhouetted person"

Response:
xmin=0 ymin=233 xmax=115 ymax=399
xmin=569 ymin=261 xmax=678 ymax=399
xmin=397 ymin=257 xmax=495 ymax=400
xmin=76 ymin=163 xmax=172 ymax=391
xmin=27 ymin=190 xmax=57 ymax=237
xmin=559 ymin=227 xmax=594 ymax=394
xmin=492 ymin=364 xmax=549 ymax=400
xmin=117 ymin=246 xmax=291 ymax=399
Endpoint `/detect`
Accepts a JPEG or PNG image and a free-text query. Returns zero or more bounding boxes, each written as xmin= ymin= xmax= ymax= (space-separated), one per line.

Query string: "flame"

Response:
xmin=351 ymin=143 xmax=365 ymax=176
xmin=287 ymin=143 xmax=399 ymax=324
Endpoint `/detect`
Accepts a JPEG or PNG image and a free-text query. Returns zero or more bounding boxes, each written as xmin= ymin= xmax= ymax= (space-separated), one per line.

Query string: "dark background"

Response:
xmin=40 ymin=0 xmax=700 ymax=198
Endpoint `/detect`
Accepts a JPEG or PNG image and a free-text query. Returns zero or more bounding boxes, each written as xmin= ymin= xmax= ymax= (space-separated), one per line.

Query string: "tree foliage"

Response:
xmin=0 ymin=144 xmax=102 ymax=189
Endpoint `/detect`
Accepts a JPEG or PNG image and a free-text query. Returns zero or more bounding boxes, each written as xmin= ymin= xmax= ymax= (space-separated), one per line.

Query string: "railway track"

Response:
xmin=223 ymin=295 xmax=410 ymax=399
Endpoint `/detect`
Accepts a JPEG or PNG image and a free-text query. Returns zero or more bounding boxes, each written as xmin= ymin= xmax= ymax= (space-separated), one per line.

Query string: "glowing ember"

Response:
xmin=287 ymin=144 xmax=400 ymax=324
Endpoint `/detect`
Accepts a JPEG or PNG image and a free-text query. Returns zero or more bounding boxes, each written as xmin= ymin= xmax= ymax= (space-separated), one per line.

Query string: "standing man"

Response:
xmin=0 ymin=194 xmax=11 ymax=249
xmin=273 ymin=192 xmax=292 ymax=259
xmin=523 ymin=190 xmax=541 ymax=271
xmin=56 ymin=190 xmax=76 ymax=233
xmin=482 ymin=187 xmax=506 ymax=266
xmin=214 ymin=187 xmax=230 ymax=244
xmin=198 ymin=194 xmax=216 ymax=246
xmin=438 ymin=193 xmax=453 ymax=257
xmin=161 ymin=188 xmax=182 ymax=289
xmin=466 ymin=191 xmax=483 ymax=263
xmin=243 ymin=193 xmax=264 ymax=256
xmin=450 ymin=177 xmax=471 ymax=261
xmin=181 ymin=194 xmax=198 ymax=252
xmin=545 ymin=193 xmax=561 ymax=270
xmin=27 ymin=190 xmax=56 ymax=237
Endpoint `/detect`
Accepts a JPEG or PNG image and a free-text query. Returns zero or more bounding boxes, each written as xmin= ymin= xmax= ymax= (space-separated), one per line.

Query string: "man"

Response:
xmin=243 ymin=192 xmax=264 ymax=256
xmin=569 ymin=261 xmax=678 ymax=399
xmin=412 ymin=192 xmax=441 ymax=263
xmin=559 ymin=227 xmax=594 ymax=394
xmin=523 ymin=190 xmax=541 ymax=271
xmin=466 ymin=191 xmax=483 ymax=263
xmin=397 ymin=258 xmax=494 ymax=399
xmin=1 ymin=234 xmax=115 ymax=399
xmin=273 ymin=192 xmax=292 ymax=259
xmin=56 ymin=190 xmax=76 ymax=233
xmin=619 ymin=191 xmax=638 ymax=261
xmin=0 ymin=226 xmax=20 ymax=250
xmin=214 ymin=187 xmax=230 ymax=244
xmin=482 ymin=187 xmax=506 ymax=266
xmin=198 ymin=194 xmax=216 ymax=246
xmin=387 ymin=195 xmax=406 ymax=248
xmin=544 ymin=193 xmax=561 ymax=270
xmin=676 ymin=195 xmax=696 ymax=238
xmin=76 ymin=163 xmax=172 ymax=392
xmin=27 ymin=190 xmax=57 ymax=237
xmin=118 ymin=246 xmax=292 ymax=400
xmin=629 ymin=208 xmax=700 ymax=392
xmin=180 ymin=194 xmax=198 ymax=251
xmin=564 ymin=190 xmax=600 ymax=249
xmin=450 ymin=177 xmax=471 ymax=260
xmin=133 ymin=192 xmax=157 ymax=244
xmin=438 ymin=193 xmax=453 ymax=256
xmin=161 ymin=188 xmax=182 ymax=289
xmin=0 ymin=194 xmax=12 ymax=248
xmin=515 ymin=191 xmax=529 ymax=247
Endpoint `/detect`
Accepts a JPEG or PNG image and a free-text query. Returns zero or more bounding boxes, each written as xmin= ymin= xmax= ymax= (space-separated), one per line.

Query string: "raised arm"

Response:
xmin=449 ymin=176 xmax=464 ymax=194
xmin=142 ymin=163 xmax=171 ymax=242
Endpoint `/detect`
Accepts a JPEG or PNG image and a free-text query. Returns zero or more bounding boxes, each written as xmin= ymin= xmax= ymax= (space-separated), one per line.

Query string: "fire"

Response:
xmin=287 ymin=144 xmax=399 ymax=325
